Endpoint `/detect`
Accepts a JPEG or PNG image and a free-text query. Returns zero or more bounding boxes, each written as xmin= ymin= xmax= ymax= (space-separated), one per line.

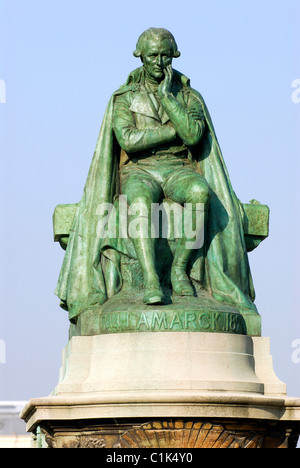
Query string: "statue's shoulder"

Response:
xmin=173 ymin=69 xmax=205 ymax=104
xmin=112 ymin=85 xmax=141 ymax=113
xmin=114 ymin=82 xmax=141 ymax=97
xmin=113 ymin=67 xmax=144 ymax=98
xmin=188 ymin=86 xmax=205 ymax=101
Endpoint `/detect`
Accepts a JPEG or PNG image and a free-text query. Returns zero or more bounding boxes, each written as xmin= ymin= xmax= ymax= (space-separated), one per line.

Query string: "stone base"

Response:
xmin=53 ymin=332 xmax=268 ymax=395
xmin=31 ymin=417 xmax=300 ymax=449
xmin=70 ymin=286 xmax=261 ymax=337
xmin=20 ymin=332 xmax=300 ymax=448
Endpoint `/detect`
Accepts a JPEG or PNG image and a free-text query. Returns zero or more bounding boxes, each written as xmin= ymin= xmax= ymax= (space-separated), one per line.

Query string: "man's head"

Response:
xmin=133 ymin=28 xmax=180 ymax=81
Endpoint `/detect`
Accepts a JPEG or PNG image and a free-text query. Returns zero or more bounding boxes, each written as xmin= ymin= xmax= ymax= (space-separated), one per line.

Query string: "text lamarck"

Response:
xmin=106 ymin=453 xmax=140 ymax=465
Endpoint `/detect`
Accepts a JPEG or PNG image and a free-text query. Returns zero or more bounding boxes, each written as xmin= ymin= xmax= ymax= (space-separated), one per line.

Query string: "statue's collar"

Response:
xmin=113 ymin=67 xmax=191 ymax=99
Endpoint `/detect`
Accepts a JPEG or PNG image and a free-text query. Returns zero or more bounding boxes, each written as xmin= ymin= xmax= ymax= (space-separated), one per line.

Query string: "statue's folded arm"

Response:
xmin=160 ymin=91 xmax=205 ymax=146
xmin=113 ymin=94 xmax=176 ymax=153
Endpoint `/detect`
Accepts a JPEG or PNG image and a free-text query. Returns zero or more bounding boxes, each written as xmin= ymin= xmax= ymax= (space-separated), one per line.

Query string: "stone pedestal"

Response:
xmin=20 ymin=332 xmax=300 ymax=448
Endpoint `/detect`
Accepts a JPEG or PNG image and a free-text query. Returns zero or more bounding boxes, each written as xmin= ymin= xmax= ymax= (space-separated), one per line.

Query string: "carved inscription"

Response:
xmin=99 ymin=310 xmax=246 ymax=335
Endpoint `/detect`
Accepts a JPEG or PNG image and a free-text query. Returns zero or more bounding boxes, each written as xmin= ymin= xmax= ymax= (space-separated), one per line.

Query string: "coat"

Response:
xmin=55 ymin=67 xmax=257 ymax=322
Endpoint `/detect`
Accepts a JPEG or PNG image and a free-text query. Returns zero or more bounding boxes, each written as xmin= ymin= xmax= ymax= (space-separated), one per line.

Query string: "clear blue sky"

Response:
xmin=0 ymin=0 xmax=299 ymax=400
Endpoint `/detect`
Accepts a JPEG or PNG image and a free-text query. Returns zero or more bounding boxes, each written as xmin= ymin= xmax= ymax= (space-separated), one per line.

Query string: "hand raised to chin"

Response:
xmin=158 ymin=65 xmax=173 ymax=98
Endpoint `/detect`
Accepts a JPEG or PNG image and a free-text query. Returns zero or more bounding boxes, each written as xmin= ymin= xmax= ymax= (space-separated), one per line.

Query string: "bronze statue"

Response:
xmin=55 ymin=28 xmax=260 ymax=327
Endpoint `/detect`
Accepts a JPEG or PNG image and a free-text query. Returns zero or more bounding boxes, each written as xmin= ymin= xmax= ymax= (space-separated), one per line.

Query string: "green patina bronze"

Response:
xmin=54 ymin=28 xmax=269 ymax=337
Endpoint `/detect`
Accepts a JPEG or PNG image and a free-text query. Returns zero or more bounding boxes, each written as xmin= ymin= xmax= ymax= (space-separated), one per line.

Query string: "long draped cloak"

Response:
xmin=55 ymin=67 xmax=257 ymax=322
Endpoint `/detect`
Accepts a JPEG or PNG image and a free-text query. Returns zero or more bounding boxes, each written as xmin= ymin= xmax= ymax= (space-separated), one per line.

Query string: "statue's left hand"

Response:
xmin=158 ymin=65 xmax=173 ymax=98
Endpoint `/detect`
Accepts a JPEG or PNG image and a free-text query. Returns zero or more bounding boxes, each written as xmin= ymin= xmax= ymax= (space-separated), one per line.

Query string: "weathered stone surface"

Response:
xmin=31 ymin=418 xmax=299 ymax=449
xmin=50 ymin=333 xmax=266 ymax=396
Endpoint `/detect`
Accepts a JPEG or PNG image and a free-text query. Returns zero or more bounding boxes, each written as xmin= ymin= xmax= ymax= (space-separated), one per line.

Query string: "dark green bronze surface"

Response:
xmin=54 ymin=28 xmax=268 ymax=336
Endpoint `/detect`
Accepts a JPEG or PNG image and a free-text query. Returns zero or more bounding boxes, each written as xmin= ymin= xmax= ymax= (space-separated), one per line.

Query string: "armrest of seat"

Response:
xmin=53 ymin=201 xmax=270 ymax=252
xmin=242 ymin=201 xmax=270 ymax=252
xmin=53 ymin=204 xmax=78 ymax=250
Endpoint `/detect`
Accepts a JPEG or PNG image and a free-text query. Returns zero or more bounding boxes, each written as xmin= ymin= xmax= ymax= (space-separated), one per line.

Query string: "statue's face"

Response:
xmin=142 ymin=38 xmax=173 ymax=81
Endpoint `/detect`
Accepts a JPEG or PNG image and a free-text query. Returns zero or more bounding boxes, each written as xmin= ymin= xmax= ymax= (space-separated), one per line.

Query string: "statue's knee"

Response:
xmin=186 ymin=181 xmax=211 ymax=205
xmin=122 ymin=185 xmax=153 ymax=207
xmin=127 ymin=195 xmax=153 ymax=219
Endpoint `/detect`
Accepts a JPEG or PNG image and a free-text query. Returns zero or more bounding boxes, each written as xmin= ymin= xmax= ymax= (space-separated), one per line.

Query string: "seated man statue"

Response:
xmin=114 ymin=28 xmax=211 ymax=304
xmin=55 ymin=28 xmax=258 ymax=323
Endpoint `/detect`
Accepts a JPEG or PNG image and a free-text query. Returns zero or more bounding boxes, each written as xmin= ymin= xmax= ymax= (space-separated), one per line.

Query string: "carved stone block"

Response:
xmin=33 ymin=419 xmax=299 ymax=449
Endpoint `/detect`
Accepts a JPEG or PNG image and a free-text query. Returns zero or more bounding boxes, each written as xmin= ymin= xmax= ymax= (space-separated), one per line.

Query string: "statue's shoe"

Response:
xmin=143 ymin=284 xmax=164 ymax=305
xmin=171 ymin=268 xmax=194 ymax=296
